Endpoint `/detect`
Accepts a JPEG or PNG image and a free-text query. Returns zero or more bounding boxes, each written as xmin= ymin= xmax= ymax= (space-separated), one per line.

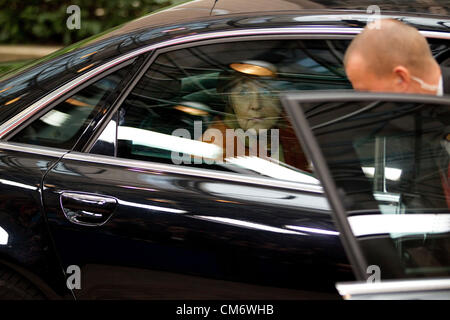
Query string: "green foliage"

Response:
xmin=0 ymin=0 xmax=187 ymax=45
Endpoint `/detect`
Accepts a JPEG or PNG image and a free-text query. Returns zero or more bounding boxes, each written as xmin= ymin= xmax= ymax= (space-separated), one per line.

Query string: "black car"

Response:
xmin=0 ymin=0 xmax=449 ymax=300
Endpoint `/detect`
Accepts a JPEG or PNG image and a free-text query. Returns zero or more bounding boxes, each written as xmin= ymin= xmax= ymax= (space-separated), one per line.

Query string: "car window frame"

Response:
xmin=0 ymin=29 xmax=355 ymax=210
xmin=83 ymin=31 xmax=450 ymax=156
xmin=3 ymin=27 xmax=450 ymax=144
xmin=71 ymin=29 xmax=450 ymax=197
xmin=80 ymin=33 xmax=357 ymax=183
xmin=81 ymin=32 xmax=361 ymax=154
xmin=0 ymin=58 xmax=138 ymax=145
xmin=9 ymin=64 xmax=141 ymax=151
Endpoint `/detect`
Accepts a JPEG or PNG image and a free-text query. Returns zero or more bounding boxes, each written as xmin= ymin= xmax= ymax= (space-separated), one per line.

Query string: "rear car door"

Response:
xmin=36 ymin=37 xmax=357 ymax=299
xmin=282 ymin=91 xmax=450 ymax=298
xmin=0 ymin=57 xmax=138 ymax=299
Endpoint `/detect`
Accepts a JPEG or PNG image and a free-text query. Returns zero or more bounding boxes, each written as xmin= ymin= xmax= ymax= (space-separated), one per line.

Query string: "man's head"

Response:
xmin=344 ymin=19 xmax=441 ymax=94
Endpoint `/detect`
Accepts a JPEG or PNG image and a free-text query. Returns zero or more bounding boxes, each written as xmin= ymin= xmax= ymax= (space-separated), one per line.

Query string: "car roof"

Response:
xmin=212 ymin=0 xmax=450 ymax=16
xmin=95 ymin=0 xmax=450 ymax=41
xmin=3 ymin=1 xmax=450 ymax=75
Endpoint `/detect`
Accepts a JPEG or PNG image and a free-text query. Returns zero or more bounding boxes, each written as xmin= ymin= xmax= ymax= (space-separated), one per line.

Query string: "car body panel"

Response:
xmin=42 ymin=151 xmax=353 ymax=298
xmin=0 ymin=142 xmax=71 ymax=298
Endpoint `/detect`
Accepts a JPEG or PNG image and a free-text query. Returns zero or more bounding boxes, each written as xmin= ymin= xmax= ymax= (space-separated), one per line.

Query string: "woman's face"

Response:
xmin=229 ymin=79 xmax=282 ymax=131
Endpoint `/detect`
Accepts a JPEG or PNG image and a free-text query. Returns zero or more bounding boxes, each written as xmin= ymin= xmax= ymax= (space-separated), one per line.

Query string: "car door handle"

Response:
xmin=60 ymin=192 xmax=118 ymax=226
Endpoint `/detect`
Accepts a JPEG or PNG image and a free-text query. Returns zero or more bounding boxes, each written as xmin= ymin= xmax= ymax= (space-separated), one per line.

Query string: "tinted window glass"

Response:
xmin=10 ymin=67 xmax=129 ymax=149
xmin=113 ymin=40 xmax=350 ymax=183
xmin=300 ymin=98 xmax=450 ymax=278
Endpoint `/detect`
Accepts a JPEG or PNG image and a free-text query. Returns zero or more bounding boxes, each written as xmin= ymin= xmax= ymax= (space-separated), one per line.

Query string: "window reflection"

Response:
xmin=114 ymin=39 xmax=351 ymax=181
xmin=10 ymin=67 xmax=130 ymax=149
xmin=301 ymin=98 xmax=450 ymax=278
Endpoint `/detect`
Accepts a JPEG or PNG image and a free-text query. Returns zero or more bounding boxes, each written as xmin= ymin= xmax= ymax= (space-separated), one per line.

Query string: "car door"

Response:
xmin=282 ymin=91 xmax=450 ymax=299
xmin=37 ymin=37 xmax=358 ymax=299
xmin=0 ymin=56 xmax=139 ymax=298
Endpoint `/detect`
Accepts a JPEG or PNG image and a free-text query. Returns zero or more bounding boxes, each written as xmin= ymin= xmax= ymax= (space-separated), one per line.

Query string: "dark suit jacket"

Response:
xmin=442 ymin=67 xmax=450 ymax=94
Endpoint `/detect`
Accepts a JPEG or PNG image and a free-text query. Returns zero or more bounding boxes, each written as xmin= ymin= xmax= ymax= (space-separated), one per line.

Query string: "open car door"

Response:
xmin=281 ymin=91 xmax=450 ymax=299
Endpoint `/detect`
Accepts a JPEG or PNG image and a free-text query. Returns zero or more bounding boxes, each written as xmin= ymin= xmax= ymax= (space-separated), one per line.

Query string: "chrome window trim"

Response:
xmin=0 ymin=141 xmax=67 ymax=158
xmin=63 ymin=151 xmax=324 ymax=194
xmin=336 ymin=278 xmax=450 ymax=297
xmin=0 ymin=140 xmax=323 ymax=194
xmin=1 ymin=27 xmax=448 ymax=139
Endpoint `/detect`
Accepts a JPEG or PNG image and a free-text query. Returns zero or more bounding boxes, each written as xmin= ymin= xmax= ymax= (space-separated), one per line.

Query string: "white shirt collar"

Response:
xmin=437 ymin=75 xmax=444 ymax=96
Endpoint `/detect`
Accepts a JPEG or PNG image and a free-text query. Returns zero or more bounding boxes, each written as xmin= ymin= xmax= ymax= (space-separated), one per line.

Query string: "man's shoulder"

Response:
xmin=441 ymin=66 xmax=450 ymax=77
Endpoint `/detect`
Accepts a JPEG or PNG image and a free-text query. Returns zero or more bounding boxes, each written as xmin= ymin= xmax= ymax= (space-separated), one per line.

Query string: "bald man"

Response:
xmin=344 ymin=19 xmax=450 ymax=95
xmin=345 ymin=19 xmax=450 ymax=210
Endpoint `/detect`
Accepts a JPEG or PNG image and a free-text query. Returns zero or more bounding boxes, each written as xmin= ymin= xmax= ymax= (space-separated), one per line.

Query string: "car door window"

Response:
xmin=98 ymin=39 xmax=351 ymax=183
xmin=9 ymin=66 xmax=132 ymax=150
xmin=284 ymin=93 xmax=450 ymax=279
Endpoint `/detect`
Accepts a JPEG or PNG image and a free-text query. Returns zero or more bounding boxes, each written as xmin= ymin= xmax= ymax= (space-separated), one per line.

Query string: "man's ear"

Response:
xmin=393 ymin=66 xmax=411 ymax=89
